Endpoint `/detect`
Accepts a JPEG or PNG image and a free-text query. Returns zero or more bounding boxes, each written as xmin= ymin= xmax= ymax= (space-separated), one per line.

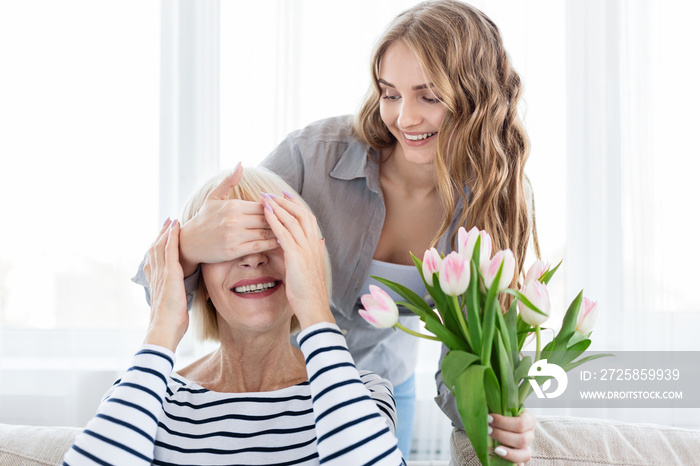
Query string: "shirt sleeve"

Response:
xmin=131 ymin=255 xmax=200 ymax=309
xmin=297 ymin=322 xmax=406 ymax=466
xmin=63 ymin=344 xmax=175 ymax=465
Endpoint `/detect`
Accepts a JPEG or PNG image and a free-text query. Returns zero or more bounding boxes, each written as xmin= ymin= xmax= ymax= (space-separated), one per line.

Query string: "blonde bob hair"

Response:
xmin=180 ymin=167 xmax=332 ymax=342
xmin=355 ymin=0 xmax=540 ymax=283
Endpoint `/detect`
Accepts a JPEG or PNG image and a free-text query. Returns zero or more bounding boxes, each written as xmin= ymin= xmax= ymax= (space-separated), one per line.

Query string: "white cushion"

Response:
xmin=451 ymin=415 xmax=700 ymax=465
xmin=0 ymin=424 xmax=80 ymax=465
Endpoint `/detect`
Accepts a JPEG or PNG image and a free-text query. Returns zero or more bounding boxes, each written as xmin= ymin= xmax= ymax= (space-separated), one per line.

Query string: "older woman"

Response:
xmin=64 ymin=167 xmax=404 ymax=465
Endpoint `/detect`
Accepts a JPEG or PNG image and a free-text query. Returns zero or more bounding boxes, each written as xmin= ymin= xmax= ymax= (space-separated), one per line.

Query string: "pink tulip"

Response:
xmin=482 ymin=249 xmax=516 ymax=292
xmin=457 ymin=226 xmax=480 ymax=261
xmin=524 ymin=260 xmax=549 ymax=286
xmin=439 ymin=252 xmax=471 ymax=296
xmin=518 ymin=281 xmax=551 ymax=326
xmin=478 ymin=230 xmax=493 ymax=268
xmin=576 ymin=297 xmax=598 ymax=335
xmin=422 ymin=247 xmax=442 ymax=283
xmin=359 ymin=285 xmax=399 ymax=329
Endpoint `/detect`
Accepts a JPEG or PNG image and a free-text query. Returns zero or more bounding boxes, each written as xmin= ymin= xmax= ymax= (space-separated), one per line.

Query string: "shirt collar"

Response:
xmin=330 ymin=142 xmax=382 ymax=194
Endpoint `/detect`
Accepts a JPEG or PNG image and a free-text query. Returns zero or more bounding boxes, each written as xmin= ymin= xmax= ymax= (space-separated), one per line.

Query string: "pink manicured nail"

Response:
xmin=170 ymin=219 xmax=178 ymax=228
xmin=264 ymin=202 xmax=273 ymax=213
xmin=163 ymin=217 xmax=171 ymax=226
xmin=282 ymin=190 xmax=295 ymax=199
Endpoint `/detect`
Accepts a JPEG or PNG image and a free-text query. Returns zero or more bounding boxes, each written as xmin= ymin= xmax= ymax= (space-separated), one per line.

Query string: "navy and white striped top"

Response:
xmin=63 ymin=322 xmax=405 ymax=465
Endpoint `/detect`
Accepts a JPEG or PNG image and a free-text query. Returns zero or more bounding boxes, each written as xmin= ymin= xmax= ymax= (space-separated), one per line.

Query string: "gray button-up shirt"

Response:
xmin=260 ymin=115 xmax=467 ymax=425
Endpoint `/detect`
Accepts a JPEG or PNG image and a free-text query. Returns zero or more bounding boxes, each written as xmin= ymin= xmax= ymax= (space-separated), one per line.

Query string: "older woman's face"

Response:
xmin=201 ymin=247 xmax=291 ymax=334
xmin=378 ymin=41 xmax=447 ymax=165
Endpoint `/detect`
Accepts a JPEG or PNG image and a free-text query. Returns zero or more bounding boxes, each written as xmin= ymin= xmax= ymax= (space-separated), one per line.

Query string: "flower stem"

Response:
xmin=395 ymin=322 xmax=441 ymax=341
xmin=451 ymin=295 xmax=471 ymax=347
xmin=535 ymin=325 xmax=541 ymax=361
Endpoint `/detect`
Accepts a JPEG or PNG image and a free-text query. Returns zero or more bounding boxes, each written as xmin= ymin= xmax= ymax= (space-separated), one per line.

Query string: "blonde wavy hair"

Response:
xmin=355 ymin=0 xmax=540 ymax=283
xmin=180 ymin=167 xmax=332 ymax=342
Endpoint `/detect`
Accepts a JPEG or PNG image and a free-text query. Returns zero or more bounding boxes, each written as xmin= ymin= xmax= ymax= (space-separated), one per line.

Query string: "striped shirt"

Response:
xmin=63 ymin=322 xmax=405 ymax=465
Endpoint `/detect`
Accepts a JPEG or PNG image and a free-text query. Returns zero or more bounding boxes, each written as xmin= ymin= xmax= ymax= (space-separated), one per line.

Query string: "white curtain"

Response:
xmin=563 ymin=0 xmax=700 ymax=427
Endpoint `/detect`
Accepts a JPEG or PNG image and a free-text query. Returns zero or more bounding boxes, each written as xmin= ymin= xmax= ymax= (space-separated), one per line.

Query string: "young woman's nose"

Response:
xmin=238 ymin=252 xmax=268 ymax=268
xmin=397 ymin=99 xmax=422 ymax=129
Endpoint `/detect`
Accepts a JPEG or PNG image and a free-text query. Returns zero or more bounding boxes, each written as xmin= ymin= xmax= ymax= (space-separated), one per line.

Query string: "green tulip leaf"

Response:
xmin=504 ymin=300 xmax=518 ymax=360
xmin=539 ymin=259 xmax=562 ymax=285
xmin=465 ymin=261 xmax=483 ymax=350
xmin=483 ymin=366 xmax=502 ymax=415
xmin=516 ymin=315 xmax=533 ymax=350
xmin=441 ymin=350 xmax=481 ymax=392
xmin=494 ymin=301 xmax=513 ymax=357
xmin=503 ymin=289 xmax=548 ymax=317
xmin=472 ymin=236 xmax=482 ymax=270
xmin=397 ymin=301 xmax=469 ymax=352
xmin=562 ymin=353 xmax=615 ymax=372
xmin=495 ymin=332 xmax=518 ymax=413
xmin=370 ymin=275 xmax=433 ymax=315
xmin=454 ymin=364 xmax=491 ymax=466
xmin=566 ymin=330 xmax=589 ymax=349
xmin=552 ymin=291 xmax=583 ymax=352
xmin=428 ymin=274 xmax=462 ymax=338
xmin=480 ymin=261 xmax=503 ymax=366
xmin=514 ymin=355 xmax=533 ymax=382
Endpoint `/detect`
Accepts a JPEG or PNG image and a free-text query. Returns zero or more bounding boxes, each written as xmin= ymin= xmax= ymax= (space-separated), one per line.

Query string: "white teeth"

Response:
xmin=405 ymin=132 xmax=436 ymax=141
xmin=233 ymin=281 xmax=278 ymax=294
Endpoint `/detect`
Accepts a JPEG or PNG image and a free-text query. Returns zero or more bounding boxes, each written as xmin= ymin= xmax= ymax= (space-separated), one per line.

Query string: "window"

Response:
xmin=0 ymin=0 xmax=159 ymax=426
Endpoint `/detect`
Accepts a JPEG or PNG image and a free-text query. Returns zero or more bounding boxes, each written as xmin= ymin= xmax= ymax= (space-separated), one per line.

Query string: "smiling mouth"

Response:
xmin=232 ymin=281 xmax=281 ymax=295
xmin=404 ymin=132 xmax=437 ymax=141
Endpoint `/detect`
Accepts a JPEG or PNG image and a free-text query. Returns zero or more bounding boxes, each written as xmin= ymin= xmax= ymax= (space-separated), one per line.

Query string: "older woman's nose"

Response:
xmin=238 ymin=252 xmax=268 ymax=268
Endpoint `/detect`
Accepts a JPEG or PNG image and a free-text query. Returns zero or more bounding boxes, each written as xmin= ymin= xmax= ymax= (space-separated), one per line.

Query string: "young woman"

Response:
xmin=135 ymin=1 xmax=538 ymax=462
xmin=68 ymin=168 xmax=404 ymax=465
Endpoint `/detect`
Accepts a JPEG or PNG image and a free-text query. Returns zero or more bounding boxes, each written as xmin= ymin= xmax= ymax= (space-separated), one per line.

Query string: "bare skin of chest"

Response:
xmin=373 ymin=179 xmax=443 ymax=266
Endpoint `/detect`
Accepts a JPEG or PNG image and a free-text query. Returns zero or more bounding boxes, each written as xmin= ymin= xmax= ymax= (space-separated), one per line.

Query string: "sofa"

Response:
xmin=1 ymin=416 xmax=699 ymax=465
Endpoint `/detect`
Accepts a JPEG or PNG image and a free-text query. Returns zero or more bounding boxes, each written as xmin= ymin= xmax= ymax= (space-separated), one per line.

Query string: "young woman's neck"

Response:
xmin=380 ymin=144 xmax=437 ymax=196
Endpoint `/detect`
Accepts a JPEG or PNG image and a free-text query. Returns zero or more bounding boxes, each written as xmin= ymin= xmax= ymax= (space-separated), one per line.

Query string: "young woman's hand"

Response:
xmin=488 ymin=410 xmax=536 ymax=465
xmin=143 ymin=220 xmax=189 ymax=352
xmin=178 ymin=165 xmax=279 ymax=276
xmin=261 ymin=194 xmax=334 ymax=330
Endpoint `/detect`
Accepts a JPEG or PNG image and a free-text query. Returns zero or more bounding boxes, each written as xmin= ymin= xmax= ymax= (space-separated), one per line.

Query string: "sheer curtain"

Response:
xmin=0 ymin=1 xmax=160 ymax=426
xmin=563 ymin=0 xmax=700 ymax=427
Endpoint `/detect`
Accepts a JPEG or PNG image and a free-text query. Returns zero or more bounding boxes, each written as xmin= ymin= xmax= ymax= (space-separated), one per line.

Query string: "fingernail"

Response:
xmin=495 ymin=446 xmax=507 ymax=457
xmin=264 ymin=202 xmax=273 ymax=213
xmin=170 ymin=219 xmax=178 ymax=228
xmin=163 ymin=217 xmax=171 ymax=226
xmin=282 ymin=190 xmax=295 ymax=199
xmin=262 ymin=192 xmax=277 ymax=199
xmin=487 ymin=414 xmax=493 ymax=424
xmin=487 ymin=426 xmax=493 ymax=435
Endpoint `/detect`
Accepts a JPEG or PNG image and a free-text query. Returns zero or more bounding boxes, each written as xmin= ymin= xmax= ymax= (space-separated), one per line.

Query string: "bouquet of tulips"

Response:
xmin=359 ymin=227 xmax=605 ymax=466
